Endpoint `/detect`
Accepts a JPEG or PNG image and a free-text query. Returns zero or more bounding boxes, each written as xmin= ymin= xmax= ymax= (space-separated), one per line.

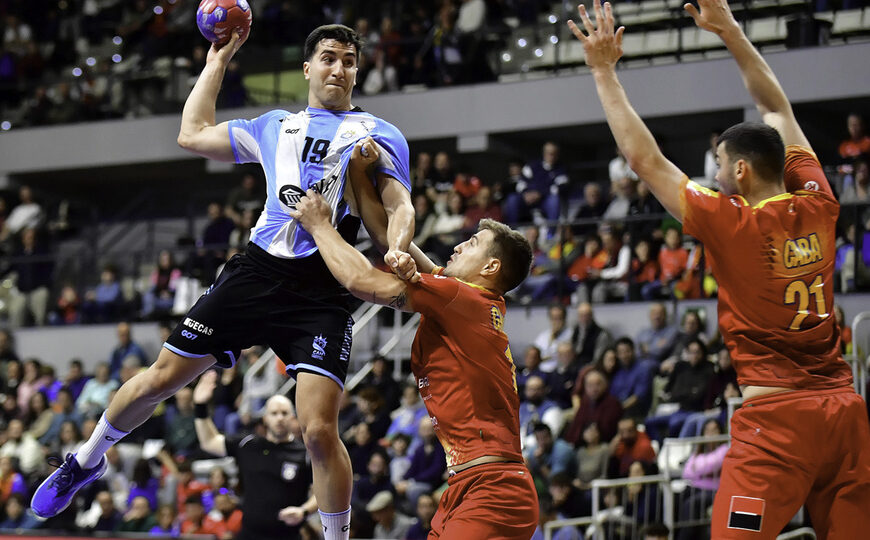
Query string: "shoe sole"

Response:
xmin=31 ymin=458 xmax=107 ymax=520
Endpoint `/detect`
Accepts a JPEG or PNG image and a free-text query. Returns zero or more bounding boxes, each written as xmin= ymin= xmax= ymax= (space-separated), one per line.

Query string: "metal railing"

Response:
xmin=587 ymin=474 xmax=673 ymax=540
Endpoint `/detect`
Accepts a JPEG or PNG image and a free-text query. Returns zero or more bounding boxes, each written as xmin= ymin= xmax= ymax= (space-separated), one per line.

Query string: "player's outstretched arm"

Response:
xmin=347 ymin=139 xmax=436 ymax=275
xmin=568 ymin=2 xmax=686 ymax=221
xmin=685 ymin=0 xmax=810 ymax=149
xmin=290 ymin=190 xmax=417 ymax=312
xmin=177 ymin=32 xmax=244 ymax=162
xmin=192 ymin=370 xmax=228 ymax=456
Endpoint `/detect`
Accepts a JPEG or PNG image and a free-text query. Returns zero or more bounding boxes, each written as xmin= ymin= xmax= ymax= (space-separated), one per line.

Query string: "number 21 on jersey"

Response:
xmin=784 ymin=274 xmax=827 ymax=330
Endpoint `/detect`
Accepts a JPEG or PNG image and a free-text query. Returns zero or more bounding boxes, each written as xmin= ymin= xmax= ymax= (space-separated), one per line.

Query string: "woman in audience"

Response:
xmin=142 ymin=250 xmax=182 ymax=320
xmin=0 ymin=456 xmax=26 ymax=506
xmin=128 ymin=458 xmax=160 ymax=513
xmin=572 ymin=422 xmax=610 ymax=516
xmin=571 ymin=347 xmax=618 ymax=411
xmin=201 ymin=465 xmax=234 ymax=514
xmin=56 ymin=419 xmax=83 ymax=456
xmin=22 ymin=389 xmax=53 ymax=440
xmin=149 ymin=503 xmax=180 ymax=537
xmin=16 ymin=358 xmax=48 ymax=415
xmin=678 ymin=419 xmax=728 ymax=540
xmin=631 ymin=238 xmax=660 ymax=301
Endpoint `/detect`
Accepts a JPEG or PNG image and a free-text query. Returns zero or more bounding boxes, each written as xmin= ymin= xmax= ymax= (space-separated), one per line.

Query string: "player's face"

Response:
xmin=715 ymin=143 xmax=739 ymax=196
xmin=444 ymin=229 xmax=497 ymax=281
xmin=304 ymin=39 xmax=358 ymax=110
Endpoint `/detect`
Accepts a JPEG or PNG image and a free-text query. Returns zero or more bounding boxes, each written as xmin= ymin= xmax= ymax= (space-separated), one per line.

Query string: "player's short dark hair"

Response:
xmin=478 ymin=219 xmax=533 ymax=294
xmin=304 ymin=24 xmax=362 ymax=61
xmin=716 ymin=122 xmax=785 ymax=182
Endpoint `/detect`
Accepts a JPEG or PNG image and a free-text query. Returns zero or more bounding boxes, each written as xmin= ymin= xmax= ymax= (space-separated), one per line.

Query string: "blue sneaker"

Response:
xmin=31 ymin=453 xmax=107 ymax=519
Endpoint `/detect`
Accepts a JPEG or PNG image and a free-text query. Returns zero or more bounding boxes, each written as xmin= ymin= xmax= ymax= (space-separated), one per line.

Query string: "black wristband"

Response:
xmin=194 ymin=402 xmax=209 ymax=419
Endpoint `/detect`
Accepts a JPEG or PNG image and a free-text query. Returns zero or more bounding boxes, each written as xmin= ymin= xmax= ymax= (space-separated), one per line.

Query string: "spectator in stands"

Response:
xmin=680 ymin=350 xmax=740 ymax=438
xmin=166 ymin=386 xmax=197 ymax=456
xmin=610 ymin=418 xmax=656 ymax=478
xmin=572 ymin=347 xmax=619 ymax=411
xmin=142 ymin=250 xmax=182 ymax=320
xmin=624 ymin=461 xmax=662 ymax=527
xmin=0 ymin=456 xmax=26 ymax=505
xmin=609 ymin=148 xmax=638 ymax=186
xmin=208 ymin=492 xmax=243 ymax=537
xmin=404 ymin=492 xmax=436 ymax=540
xmin=645 ymin=227 xmax=688 ymax=299
xmin=840 ymin=155 xmax=869 ymax=204
xmin=181 ymin=493 xmax=225 ymax=536
xmin=643 ymin=522 xmax=670 ymax=540
xmin=362 ymin=48 xmax=400 ymax=95
xmin=49 ymin=284 xmax=81 ymax=325
xmin=77 ymin=363 xmax=119 ymax=419
xmin=0 ymin=493 xmax=41 ymax=530
xmin=201 ymin=466 xmax=233 ymax=513
xmin=610 ymin=338 xmax=657 ymax=418
xmin=56 ymin=419 xmax=83 ymax=456
xmin=564 ymin=369 xmax=623 ymax=446
xmin=678 ymin=419 xmax=728 ymax=540
xmin=366 ymin=490 xmax=415 ymax=540
xmin=412 ymin=193 xmax=437 ymax=250
xmin=411 ymin=152 xmax=433 ymax=195
xmin=463 ymin=185 xmax=502 ymax=227
xmin=16 ymin=358 xmax=49 ymax=415
xmin=7 ymin=228 xmax=52 ymax=327
xmin=197 ymin=201 xmax=236 ymax=279
xmin=504 ymin=142 xmax=566 ymax=224
xmin=417 ymin=5 xmax=463 ymax=86
xmin=118 ymin=495 xmax=156 ymax=533
xmin=2 ymin=186 xmax=43 ymax=239
xmin=575 ymin=183 xmax=608 ymax=236
xmin=426 ymin=190 xmax=466 ymax=262
xmin=525 ymin=423 xmax=576 ymax=489
xmin=588 ymin=226 xmax=632 ymax=303
xmin=568 ymin=235 xmax=609 ymax=302
xmin=839 ymin=113 xmax=870 ymax=160
xmin=571 ymin=302 xmax=613 ymax=367
xmin=224 ymin=174 xmax=265 ymax=226
xmin=127 ymin=458 xmax=159 ymax=513
xmin=573 ymin=423 xmax=610 ymax=495
xmin=39 ymin=388 xmax=83 ymax=445
xmin=107 ymin=322 xmax=148 ymax=380
xmin=82 ymin=264 xmax=123 ymax=323
xmin=834 ymin=304 xmax=852 ymax=355
xmin=23 ymin=390 xmax=53 ymax=441
xmin=0 ymin=420 xmax=40 ymax=477
xmin=631 ymin=239 xmax=660 ymax=301
xmin=532 ymin=496 xmax=582 ymax=540
xmin=354 ymin=450 xmax=394 ymax=510
xmin=517 ymin=346 xmax=547 ymax=396
xmin=426 ymin=152 xmax=456 ymax=198
xmin=668 ymin=311 xmax=708 ymax=367
xmin=701 ymin=130 xmax=722 ymax=189
xmin=628 ymin=181 xmax=665 ymax=241
xmin=643 ymin=339 xmax=715 ymax=442
xmin=452 ymin=170 xmax=481 ymax=200
xmin=636 ymin=303 xmax=679 ymax=364
xmin=0 ymin=329 xmax=18 ymax=363
xmin=353 ymin=386 xmax=392 ymax=441
xmin=603 ymin=175 xmax=636 ymax=221
xmin=149 ymin=504 xmax=179 ymax=537
xmin=549 ymin=472 xmax=585 ymax=518
xmin=361 ymin=355 xmax=402 ymax=412
xmin=535 ymin=304 xmax=573 ymax=370
xmin=396 ymin=419 xmax=445 ymax=506
xmin=386 ymin=384 xmax=428 ymax=441
xmin=388 ymin=434 xmax=412 ymax=487
xmin=520 ymin=375 xmax=562 ymax=443
xmin=548 ymin=342 xmax=580 ymax=409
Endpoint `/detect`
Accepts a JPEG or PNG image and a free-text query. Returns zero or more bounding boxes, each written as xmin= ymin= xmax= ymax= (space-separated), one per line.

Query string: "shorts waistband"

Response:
xmin=446 ymin=461 xmax=524 ymax=484
xmin=742 ymin=385 xmax=855 ymax=407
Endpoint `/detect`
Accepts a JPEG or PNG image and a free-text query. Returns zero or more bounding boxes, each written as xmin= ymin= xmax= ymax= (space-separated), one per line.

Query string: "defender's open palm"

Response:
xmin=289 ymin=190 xmax=332 ymax=232
xmin=193 ymin=370 xmax=218 ymax=404
xmin=567 ymin=1 xmax=625 ymax=70
xmin=684 ymin=0 xmax=739 ymax=36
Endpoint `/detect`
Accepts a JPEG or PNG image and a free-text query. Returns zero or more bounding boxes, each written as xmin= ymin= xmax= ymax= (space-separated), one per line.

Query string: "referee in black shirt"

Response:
xmin=194 ymin=370 xmax=317 ymax=540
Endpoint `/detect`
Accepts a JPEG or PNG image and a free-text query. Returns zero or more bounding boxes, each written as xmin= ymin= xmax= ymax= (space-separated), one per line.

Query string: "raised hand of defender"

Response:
xmin=385 ymin=249 xmax=419 ymax=282
xmin=289 ymin=189 xmax=332 ymax=231
xmin=351 ymin=136 xmax=380 ymax=170
xmin=567 ymin=1 xmax=625 ymax=70
xmin=684 ymin=0 xmax=739 ymax=36
xmin=207 ymin=31 xmax=245 ymax=66
xmin=193 ymin=369 xmax=218 ymax=405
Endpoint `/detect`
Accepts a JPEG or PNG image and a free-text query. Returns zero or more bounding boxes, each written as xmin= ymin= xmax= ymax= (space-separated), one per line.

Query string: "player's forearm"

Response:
xmin=408 ymin=243 xmax=436 ymax=274
xmin=349 ymin=164 xmax=390 ymax=253
xmin=178 ymin=61 xmax=226 ymax=145
xmin=386 ymin=202 xmax=415 ymax=253
xmin=302 ymin=495 xmax=318 ymax=515
xmin=194 ymin=417 xmax=227 ymax=457
xmin=591 ymin=68 xmax=665 ymax=178
xmin=718 ymin=25 xmax=791 ymax=116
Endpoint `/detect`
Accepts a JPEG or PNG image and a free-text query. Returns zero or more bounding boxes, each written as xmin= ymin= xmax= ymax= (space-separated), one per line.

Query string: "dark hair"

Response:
xmin=685 ymin=337 xmax=708 ymax=359
xmin=304 ymin=24 xmax=362 ymax=61
xmin=133 ymin=458 xmax=153 ymax=486
xmin=70 ymin=358 xmax=83 ymax=369
xmin=716 ymin=122 xmax=785 ymax=182
xmin=478 ymin=219 xmax=533 ymax=293
xmin=531 ymin=422 xmax=551 ymax=435
xmin=615 ymin=336 xmax=635 ymax=350
xmin=641 ymin=522 xmax=671 ymax=537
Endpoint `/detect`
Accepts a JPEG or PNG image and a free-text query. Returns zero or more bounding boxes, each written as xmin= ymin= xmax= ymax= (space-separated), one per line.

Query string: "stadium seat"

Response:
xmin=644 ymin=29 xmax=679 ymax=56
xmin=748 ymin=17 xmax=785 ymax=44
xmin=621 ymin=32 xmax=646 ymax=57
xmin=832 ymin=9 xmax=865 ymax=35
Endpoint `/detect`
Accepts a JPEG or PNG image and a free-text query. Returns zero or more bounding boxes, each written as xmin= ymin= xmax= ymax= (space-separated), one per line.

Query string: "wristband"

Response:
xmin=194 ymin=402 xmax=209 ymax=419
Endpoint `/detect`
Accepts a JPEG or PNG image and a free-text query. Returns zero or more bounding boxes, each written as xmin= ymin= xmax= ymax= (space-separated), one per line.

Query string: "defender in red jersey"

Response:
xmin=290 ymin=184 xmax=538 ymax=539
xmin=570 ymin=1 xmax=870 ymax=538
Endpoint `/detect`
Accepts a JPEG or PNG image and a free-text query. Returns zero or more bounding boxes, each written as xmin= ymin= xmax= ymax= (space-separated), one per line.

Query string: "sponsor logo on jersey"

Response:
xmin=340 ymin=130 xmax=357 ymax=139
xmin=417 ymin=376 xmax=429 ymax=389
xmin=279 ymin=173 xmax=339 ymax=210
xmin=181 ymin=330 xmax=198 ymax=340
xmin=803 ymin=180 xmax=819 ymax=191
xmin=490 ymin=305 xmax=503 ymax=331
xmin=783 ymin=233 xmax=823 ymax=269
xmin=728 ymin=496 xmax=764 ymax=532
xmin=183 ymin=317 xmax=214 ymax=336
xmin=281 ymin=462 xmax=298 ymax=481
xmin=285 ymin=128 xmax=300 ymax=134
xmin=311 ymin=334 xmax=327 ymax=360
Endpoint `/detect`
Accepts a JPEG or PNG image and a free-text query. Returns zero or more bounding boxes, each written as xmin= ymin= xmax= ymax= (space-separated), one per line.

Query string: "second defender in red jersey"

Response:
xmin=290 ymin=179 xmax=538 ymax=538
xmin=571 ymin=1 xmax=870 ymax=538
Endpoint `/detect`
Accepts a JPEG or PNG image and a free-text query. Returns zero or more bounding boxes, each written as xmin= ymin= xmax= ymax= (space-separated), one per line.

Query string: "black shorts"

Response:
xmin=165 ymin=243 xmax=354 ymax=388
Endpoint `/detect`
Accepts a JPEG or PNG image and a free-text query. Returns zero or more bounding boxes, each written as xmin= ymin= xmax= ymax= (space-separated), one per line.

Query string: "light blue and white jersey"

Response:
xmin=227 ymin=106 xmax=411 ymax=259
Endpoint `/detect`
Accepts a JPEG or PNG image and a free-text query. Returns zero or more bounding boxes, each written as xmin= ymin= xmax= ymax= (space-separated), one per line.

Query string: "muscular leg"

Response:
xmin=106 ymin=347 xmax=217 ymax=430
xmin=295 ymin=372 xmax=352 ymax=512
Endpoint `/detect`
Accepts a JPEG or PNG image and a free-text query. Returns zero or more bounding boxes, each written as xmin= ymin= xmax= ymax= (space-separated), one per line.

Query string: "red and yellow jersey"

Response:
xmin=406 ymin=272 xmax=523 ymax=468
xmin=680 ymin=146 xmax=852 ymax=390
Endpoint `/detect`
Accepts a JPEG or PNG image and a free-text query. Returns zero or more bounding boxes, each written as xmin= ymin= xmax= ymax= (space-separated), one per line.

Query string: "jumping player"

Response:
xmin=31 ymin=25 xmax=415 ymax=540
xmin=290 ymin=149 xmax=539 ymax=539
xmin=568 ymin=1 xmax=870 ymax=537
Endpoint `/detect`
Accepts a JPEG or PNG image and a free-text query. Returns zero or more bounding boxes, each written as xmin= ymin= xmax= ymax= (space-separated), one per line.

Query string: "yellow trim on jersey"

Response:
xmin=686 ymin=180 xmax=721 ymax=198
xmin=753 ymin=192 xmax=794 ymax=210
xmin=455 ymin=278 xmax=498 ymax=295
xmin=786 ymin=144 xmax=821 ymax=166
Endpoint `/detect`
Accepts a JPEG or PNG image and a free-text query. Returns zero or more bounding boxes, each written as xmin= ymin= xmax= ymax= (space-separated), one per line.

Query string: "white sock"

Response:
xmin=319 ymin=508 xmax=351 ymax=540
xmin=75 ymin=412 xmax=129 ymax=469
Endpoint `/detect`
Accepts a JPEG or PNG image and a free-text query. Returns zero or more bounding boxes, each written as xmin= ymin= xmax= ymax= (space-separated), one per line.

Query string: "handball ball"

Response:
xmin=196 ymin=0 xmax=252 ymax=46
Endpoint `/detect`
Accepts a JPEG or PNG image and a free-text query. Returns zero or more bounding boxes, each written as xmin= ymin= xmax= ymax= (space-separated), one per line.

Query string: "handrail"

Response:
xmin=590 ymin=474 xmax=668 ymax=540
xmin=543 ymin=516 xmax=594 ymax=540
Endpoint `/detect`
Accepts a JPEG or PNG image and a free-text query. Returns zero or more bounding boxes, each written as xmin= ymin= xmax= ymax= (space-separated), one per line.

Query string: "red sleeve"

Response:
xmin=784 ymin=145 xmax=835 ymax=199
xmin=406 ymin=273 xmax=463 ymax=318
